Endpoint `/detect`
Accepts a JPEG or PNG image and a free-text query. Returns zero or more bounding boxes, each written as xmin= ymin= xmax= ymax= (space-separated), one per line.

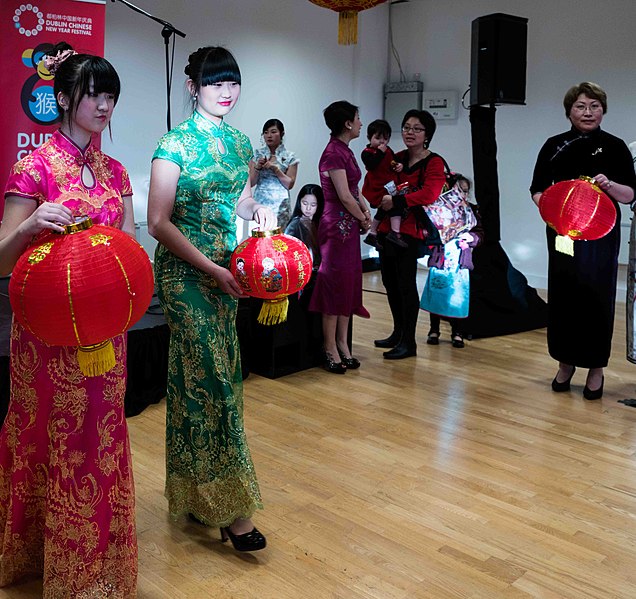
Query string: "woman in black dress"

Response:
xmin=530 ymin=82 xmax=636 ymax=399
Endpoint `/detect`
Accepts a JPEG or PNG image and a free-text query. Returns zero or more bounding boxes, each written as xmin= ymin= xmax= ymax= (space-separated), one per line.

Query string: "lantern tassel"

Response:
xmin=555 ymin=235 xmax=574 ymax=256
xmin=77 ymin=339 xmax=116 ymax=377
xmin=257 ymin=298 xmax=289 ymax=326
xmin=338 ymin=11 xmax=358 ymax=45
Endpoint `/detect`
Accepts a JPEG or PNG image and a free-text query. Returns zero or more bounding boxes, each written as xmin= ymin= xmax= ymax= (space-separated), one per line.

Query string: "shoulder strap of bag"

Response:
xmin=417 ymin=152 xmax=451 ymax=188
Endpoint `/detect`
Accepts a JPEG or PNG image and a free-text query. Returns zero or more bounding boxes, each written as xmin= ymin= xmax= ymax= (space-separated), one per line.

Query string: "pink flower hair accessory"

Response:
xmin=42 ymin=49 xmax=78 ymax=75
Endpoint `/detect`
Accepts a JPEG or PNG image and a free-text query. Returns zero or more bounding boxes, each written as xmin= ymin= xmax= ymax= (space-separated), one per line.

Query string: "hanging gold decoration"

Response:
xmin=309 ymin=0 xmax=388 ymax=45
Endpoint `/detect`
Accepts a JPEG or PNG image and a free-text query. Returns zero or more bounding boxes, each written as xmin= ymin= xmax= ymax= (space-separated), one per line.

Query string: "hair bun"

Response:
xmin=185 ymin=47 xmax=211 ymax=79
xmin=46 ymin=41 xmax=74 ymax=57
xmin=43 ymin=43 xmax=78 ymax=75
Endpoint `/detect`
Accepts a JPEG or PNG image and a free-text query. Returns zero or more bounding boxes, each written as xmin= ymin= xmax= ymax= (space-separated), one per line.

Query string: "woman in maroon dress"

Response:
xmin=309 ymin=101 xmax=371 ymax=373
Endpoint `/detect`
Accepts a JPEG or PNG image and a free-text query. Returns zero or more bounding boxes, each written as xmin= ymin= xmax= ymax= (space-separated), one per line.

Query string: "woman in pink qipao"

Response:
xmin=0 ymin=43 xmax=137 ymax=597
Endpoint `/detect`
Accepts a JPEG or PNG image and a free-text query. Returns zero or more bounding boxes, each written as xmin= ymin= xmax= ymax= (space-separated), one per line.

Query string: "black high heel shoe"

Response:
xmin=337 ymin=348 xmax=360 ymax=369
xmin=220 ymin=526 xmax=267 ymax=552
xmin=188 ymin=513 xmax=207 ymax=525
xmin=551 ymin=366 xmax=576 ymax=392
xmin=324 ymin=350 xmax=346 ymax=374
xmin=583 ymin=376 xmax=604 ymax=400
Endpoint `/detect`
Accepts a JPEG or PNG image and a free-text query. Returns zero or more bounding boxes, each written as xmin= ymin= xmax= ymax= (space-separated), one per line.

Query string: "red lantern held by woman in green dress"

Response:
xmin=230 ymin=228 xmax=313 ymax=325
xmin=9 ymin=217 xmax=154 ymax=376
xmin=539 ymin=176 xmax=616 ymax=256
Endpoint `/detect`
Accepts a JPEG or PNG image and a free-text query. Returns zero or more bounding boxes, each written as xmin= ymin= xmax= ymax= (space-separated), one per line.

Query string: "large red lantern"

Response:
xmin=539 ymin=176 xmax=616 ymax=256
xmin=9 ymin=218 xmax=154 ymax=376
xmin=308 ymin=0 xmax=388 ymax=45
xmin=230 ymin=228 xmax=313 ymax=325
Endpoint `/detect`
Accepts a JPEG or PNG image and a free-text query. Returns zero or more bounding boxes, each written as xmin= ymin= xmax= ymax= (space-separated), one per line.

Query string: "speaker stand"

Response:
xmin=464 ymin=106 xmax=547 ymax=338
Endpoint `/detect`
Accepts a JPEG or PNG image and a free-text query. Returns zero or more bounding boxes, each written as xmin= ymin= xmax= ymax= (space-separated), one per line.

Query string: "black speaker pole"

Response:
xmin=470 ymin=106 xmax=500 ymax=241
xmin=109 ymin=0 xmax=186 ymax=131
xmin=464 ymin=105 xmax=548 ymax=338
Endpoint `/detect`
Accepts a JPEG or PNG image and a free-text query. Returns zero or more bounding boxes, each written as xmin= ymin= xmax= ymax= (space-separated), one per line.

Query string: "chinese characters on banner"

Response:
xmin=0 ymin=1 xmax=106 ymax=220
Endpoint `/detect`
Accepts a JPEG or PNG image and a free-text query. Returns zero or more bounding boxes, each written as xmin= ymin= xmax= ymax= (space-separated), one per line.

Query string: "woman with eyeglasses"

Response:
xmin=370 ymin=109 xmax=446 ymax=360
xmin=530 ymin=82 xmax=636 ymax=399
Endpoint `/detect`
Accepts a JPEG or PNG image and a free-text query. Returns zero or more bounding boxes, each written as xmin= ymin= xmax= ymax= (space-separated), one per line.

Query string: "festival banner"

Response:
xmin=0 ymin=0 xmax=106 ymax=220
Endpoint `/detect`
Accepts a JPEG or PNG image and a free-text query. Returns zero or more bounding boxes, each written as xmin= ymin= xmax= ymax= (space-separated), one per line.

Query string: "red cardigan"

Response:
xmin=361 ymin=145 xmax=397 ymax=202
xmin=367 ymin=150 xmax=446 ymax=240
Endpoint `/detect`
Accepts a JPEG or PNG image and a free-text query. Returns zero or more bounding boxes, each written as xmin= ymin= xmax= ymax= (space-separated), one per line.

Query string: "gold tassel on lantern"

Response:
xmin=77 ymin=339 xmax=116 ymax=377
xmin=257 ymin=298 xmax=289 ymax=326
xmin=308 ymin=1 xmax=388 ymax=46
xmin=555 ymin=235 xmax=575 ymax=256
xmin=338 ymin=11 xmax=358 ymax=44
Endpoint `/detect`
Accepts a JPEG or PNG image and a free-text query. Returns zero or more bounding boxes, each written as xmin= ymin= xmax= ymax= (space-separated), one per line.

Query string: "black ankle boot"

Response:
xmin=383 ymin=342 xmax=417 ymax=360
xmin=374 ymin=332 xmax=402 ymax=348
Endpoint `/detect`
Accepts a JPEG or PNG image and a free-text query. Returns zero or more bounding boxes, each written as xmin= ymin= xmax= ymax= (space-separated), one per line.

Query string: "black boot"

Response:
xmin=374 ymin=332 xmax=402 ymax=348
xmin=383 ymin=342 xmax=417 ymax=360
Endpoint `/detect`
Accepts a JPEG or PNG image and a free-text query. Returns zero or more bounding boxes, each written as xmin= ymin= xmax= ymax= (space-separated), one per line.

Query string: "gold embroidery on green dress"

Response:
xmin=153 ymin=111 xmax=263 ymax=526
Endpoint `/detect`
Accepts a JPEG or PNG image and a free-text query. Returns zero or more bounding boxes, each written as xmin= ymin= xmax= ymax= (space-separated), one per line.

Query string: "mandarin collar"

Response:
xmin=271 ymin=143 xmax=287 ymax=157
xmin=193 ymin=110 xmax=225 ymax=136
xmin=54 ymin=129 xmax=94 ymax=162
xmin=330 ymin=136 xmax=351 ymax=150
xmin=569 ymin=125 xmax=602 ymax=140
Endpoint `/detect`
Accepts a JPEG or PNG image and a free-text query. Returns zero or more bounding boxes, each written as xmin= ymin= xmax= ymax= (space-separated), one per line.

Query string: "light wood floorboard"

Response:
xmin=3 ymin=271 xmax=636 ymax=598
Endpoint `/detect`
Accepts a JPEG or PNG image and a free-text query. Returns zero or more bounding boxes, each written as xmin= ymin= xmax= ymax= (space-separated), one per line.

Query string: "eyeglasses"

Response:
xmin=402 ymin=125 xmax=425 ymax=134
xmin=571 ymin=102 xmax=603 ymax=114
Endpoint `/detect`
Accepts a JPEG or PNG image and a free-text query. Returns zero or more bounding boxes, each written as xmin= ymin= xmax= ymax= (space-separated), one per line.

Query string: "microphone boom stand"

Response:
xmin=110 ymin=0 xmax=186 ymax=131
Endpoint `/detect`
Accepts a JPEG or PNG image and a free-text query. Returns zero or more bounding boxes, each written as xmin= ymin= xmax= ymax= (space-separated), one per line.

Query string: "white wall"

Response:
xmin=390 ymin=0 xmax=636 ymax=289
xmin=101 ymin=0 xmax=636 ymax=286
xmin=101 ymin=0 xmax=389 ymax=249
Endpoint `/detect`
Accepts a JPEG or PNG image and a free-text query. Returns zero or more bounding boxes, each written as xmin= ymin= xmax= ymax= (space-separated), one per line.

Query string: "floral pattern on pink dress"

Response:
xmin=309 ymin=136 xmax=369 ymax=318
xmin=0 ymin=130 xmax=137 ymax=598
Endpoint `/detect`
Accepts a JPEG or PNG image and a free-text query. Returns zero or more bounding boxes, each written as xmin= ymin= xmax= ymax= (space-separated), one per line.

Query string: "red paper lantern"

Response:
xmin=230 ymin=228 xmax=313 ymax=325
xmin=539 ymin=176 xmax=616 ymax=255
xmin=9 ymin=218 xmax=154 ymax=375
xmin=308 ymin=0 xmax=388 ymax=44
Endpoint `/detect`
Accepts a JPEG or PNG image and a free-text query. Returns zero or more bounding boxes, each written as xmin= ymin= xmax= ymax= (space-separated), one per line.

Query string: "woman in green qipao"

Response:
xmin=147 ymin=46 xmax=276 ymax=552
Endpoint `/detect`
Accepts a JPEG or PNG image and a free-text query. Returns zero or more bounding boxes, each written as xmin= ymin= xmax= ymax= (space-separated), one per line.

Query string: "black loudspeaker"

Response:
xmin=470 ymin=13 xmax=528 ymax=107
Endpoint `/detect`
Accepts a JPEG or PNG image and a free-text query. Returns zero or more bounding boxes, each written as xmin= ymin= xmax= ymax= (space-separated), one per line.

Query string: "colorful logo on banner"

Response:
xmin=13 ymin=4 xmax=45 ymax=37
xmin=21 ymin=43 xmax=59 ymax=126
xmin=0 ymin=0 xmax=106 ymax=220
xmin=13 ymin=6 xmax=58 ymax=127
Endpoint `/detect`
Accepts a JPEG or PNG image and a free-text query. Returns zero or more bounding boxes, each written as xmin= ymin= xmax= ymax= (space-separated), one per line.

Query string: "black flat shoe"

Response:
xmin=337 ymin=348 xmax=361 ymax=369
xmin=220 ymin=526 xmax=267 ymax=552
xmin=363 ymin=233 xmax=378 ymax=248
xmin=451 ymin=332 xmax=464 ymax=349
xmin=383 ymin=343 xmax=417 ymax=360
xmin=324 ymin=350 xmax=346 ymax=374
xmin=551 ymin=366 xmax=576 ymax=392
xmin=386 ymin=230 xmax=408 ymax=248
xmin=583 ymin=376 xmax=604 ymax=400
xmin=374 ymin=332 xmax=401 ymax=348
xmin=426 ymin=329 xmax=440 ymax=345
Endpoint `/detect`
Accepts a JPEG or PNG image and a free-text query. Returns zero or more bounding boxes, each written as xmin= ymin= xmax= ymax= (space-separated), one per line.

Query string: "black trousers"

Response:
xmin=378 ymin=234 xmax=421 ymax=346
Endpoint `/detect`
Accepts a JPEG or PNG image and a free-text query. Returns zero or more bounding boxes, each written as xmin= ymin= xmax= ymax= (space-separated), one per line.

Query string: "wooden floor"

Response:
xmin=4 ymin=271 xmax=636 ymax=599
